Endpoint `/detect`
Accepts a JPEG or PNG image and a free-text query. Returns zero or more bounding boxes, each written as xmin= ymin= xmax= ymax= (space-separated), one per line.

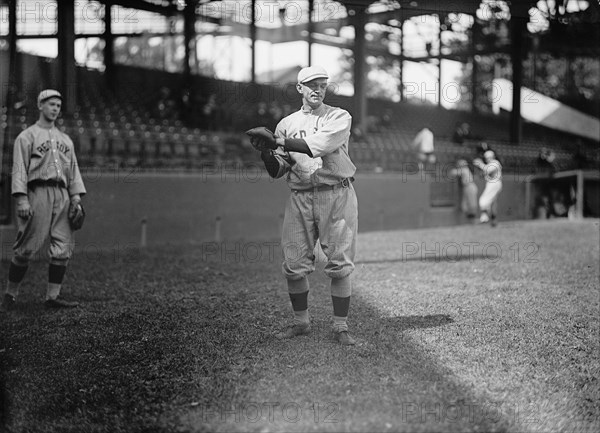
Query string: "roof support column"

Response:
xmin=1 ymin=0 xmax=18 ymax=224
xmin=349 ymin=5 xmax=367 ymax=134
xmin=471 ymin=18 xmax=479 ymax=113
xmin=250 ymin=0 xmax=256 ymax=83
xmin=509 ymin=11 xmax=527 ymax=144
xmin=437 ymin=13 xmax=442 ymax=107
xmin=183 ymin=1 xmax=196 ymax=88
xmin=57 ymin=0 xmax=77 ymax=112
xmin=104 ymin=1 xmax=115 ymax=92
xmin=308 ymin=0 xmax=314 ymax=65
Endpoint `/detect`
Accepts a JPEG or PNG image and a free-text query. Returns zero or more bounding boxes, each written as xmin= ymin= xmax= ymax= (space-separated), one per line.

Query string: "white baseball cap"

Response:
xmin=297 ymin=65 xmax=329 ymax=84
xmin=38 ymin=89 xmax=62 ymax=104
xmin=483 ymin=150 xmax=495 ymax=159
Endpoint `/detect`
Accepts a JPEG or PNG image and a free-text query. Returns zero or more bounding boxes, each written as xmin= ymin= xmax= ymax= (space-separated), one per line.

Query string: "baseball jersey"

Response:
xmin=456 ymin=165 xmax=475 ymax=187
xmin=12 ymin=122 xmax=86 ymax=197
xmin=412 ymin=128 xmax=434 ymax=154
xmin=271 ymin=104 xmax=355 ymax=189
xmin=482 ymin=159 xmax=502 ymax=183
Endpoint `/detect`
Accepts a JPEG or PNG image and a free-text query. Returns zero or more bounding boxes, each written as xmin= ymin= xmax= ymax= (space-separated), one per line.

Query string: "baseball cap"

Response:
xmin=483 ymin=150 xmax=495 ymax=159
xmin=297 ymin=65 xmax=329 ymax=84
xmin=38 ymin=89 xmax=62 ymax=104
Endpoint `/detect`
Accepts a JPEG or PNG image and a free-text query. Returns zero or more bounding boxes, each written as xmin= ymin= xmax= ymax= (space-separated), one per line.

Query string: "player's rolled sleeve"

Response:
xmin=11 ymin=134 xmax=31 ymax=195
xmin=270 ymin=121 xmax=294 ymax=178
xmin=304 ymin=110 xmax=351 ymax=158
xmin=262 ymin=150 xmax=290 ymax=178
xmin=67 ymin=152 xmax=86 ymax=196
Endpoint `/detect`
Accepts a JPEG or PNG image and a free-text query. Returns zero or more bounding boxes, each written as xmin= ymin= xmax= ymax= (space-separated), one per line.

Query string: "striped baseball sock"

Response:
xmin=46 ymin=264 xmax=67 ymax=301
xmin=331 ymin=276 xmax=352 ymax=333
xmin=6 ymin=262 xmax=28 ymax=299
xmin=332 ymin=296 xmax=351 ymax=332
xmin=288 ymin=278 xmax=310 ymax=326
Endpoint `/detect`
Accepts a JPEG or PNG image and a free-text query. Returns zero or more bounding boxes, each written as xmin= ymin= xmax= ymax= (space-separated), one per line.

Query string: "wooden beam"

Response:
xmin=58 ymin=0 xmax=76 ymax=111
xmin=250 ymin=0 xmax=256 ymax=83
xmin=576 ymin=170 xmax=584 ymax=218
xmin=105 ymin=0 xmax=115 ymax=91
xmin=350 ymin=4 xmax=368 ymax=133
xmin=510 ymin=16 xmax=527 ymax=144
xmin=103 ymin=0 xmax=178 ymax=16
xmin=0 ymin=0 xmax=18 ymax=226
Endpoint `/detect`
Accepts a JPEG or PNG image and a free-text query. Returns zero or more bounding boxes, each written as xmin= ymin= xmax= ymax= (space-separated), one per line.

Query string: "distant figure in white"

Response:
xmin=449 ymin=159 xmax=478 ymax=223
xmin=473 ymin=150 xmax=502 ymax=226
xmin=411 ymin=127 xmax=436 ymax=171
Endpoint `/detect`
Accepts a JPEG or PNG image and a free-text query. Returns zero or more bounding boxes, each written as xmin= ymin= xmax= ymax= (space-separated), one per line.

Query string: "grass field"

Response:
xmin=1 ymin=219 xmax=599 ymax=433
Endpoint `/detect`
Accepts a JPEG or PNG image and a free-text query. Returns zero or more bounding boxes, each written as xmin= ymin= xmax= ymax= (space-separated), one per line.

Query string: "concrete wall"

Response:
xmin=1 ymin=170 xmax=527 ymax=260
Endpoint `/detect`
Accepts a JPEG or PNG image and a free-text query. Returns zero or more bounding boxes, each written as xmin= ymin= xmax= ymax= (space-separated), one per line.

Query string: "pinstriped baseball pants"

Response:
xmin=13 ymin=185 xmax=74 ymax=262
xmin=479 ymin=181 xmax=502 ymax=214
xmin=281 ymin=183 xmax=358 ymax=280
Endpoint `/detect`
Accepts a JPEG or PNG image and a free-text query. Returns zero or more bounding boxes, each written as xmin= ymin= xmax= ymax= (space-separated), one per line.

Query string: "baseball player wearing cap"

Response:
xmin=0 ymin=89 xmax=86 ymax=313
xmin=246 ymin=65 xmax=358 ymax=345
xmin=473 ymin=150 xmax=502 ymax=226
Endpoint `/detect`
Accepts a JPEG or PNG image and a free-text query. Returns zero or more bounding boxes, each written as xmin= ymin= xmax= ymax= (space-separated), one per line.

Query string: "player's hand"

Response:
xmin=15 ymin=195 xmax=32 ymax=219
xmin=246 ymin=127 xmax=278 ymax=151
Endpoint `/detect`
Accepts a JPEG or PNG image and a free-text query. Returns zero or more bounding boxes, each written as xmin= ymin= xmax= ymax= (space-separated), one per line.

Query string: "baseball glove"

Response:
xmin=68 ymin=201 xmax=86 ymax=231
xmin=245 ymin=127 xmax=278 ymax=151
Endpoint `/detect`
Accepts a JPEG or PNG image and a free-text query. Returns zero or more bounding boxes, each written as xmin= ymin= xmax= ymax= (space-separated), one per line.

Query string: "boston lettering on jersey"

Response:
xmin=286 ymin=130 xmax=308 ymax=139
xmin=12 ymin=123 xmax=87 ymax=197
xmin=36 ymin=140 xmax=70 ymax=155
xmin=273 ymin=103 xmax=355 ymax=189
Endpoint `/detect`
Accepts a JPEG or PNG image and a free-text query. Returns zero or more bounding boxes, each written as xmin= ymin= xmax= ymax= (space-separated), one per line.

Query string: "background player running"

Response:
xmin=473 ymin=150 xmax=502 ymax=226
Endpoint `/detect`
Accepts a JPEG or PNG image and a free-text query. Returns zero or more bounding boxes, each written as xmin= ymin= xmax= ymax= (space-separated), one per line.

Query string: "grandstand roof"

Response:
xmin=108 ymin=0 xmax=484 ymax=16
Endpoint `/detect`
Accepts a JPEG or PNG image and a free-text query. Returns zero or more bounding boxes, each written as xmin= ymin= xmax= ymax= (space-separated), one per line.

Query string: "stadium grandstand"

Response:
xmin=1 ymin=0 xmax=599 ymax=224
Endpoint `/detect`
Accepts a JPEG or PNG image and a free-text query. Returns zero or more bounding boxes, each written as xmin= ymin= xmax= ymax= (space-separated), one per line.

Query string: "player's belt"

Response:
xmin=292 ymin=177 xmax=354 ymax=193
xmin=27 ymin=179 xmax=66 ymax=190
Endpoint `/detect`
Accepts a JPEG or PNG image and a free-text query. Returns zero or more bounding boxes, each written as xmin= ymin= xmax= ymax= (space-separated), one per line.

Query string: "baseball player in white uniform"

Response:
xmin=246 ymin=66 xmax=358 ymax=345
xmin=411 ymin=127 xmax=436 ymax=171
xmin=474 ymin=150 xmax=502 ymax=226
xmin=0 ymin=89 xmax=86 ymax=313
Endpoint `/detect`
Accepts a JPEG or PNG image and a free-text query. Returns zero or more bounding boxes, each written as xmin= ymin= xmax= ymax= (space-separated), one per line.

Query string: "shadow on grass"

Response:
xmin=384 ymin=313 xmax=454 ymax=330
xmin=1 ymin=254 xmax=514 ymax=433
xmin=1 ymin=300 xmax=213 ymax=432
xmin=177 ymin=273 xmax=514 ymax=433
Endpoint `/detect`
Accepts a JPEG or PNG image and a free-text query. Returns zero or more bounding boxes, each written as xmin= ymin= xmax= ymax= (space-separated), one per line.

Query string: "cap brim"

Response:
xmin=38 ymin=92 xmax=63 ymax=104
xmin=300 ymin=74 xmax=329 ymax=83
xmin=39 ymin=96 xmax=62 ymax=103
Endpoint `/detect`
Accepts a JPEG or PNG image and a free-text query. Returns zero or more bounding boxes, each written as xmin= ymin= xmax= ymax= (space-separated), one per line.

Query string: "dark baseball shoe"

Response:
xmin=334 ymin=330 xmax=356 ymax=346
xmin=276 ymin=323 xmax=311 ymax=339
xmin=44 ymin=297 xmax=79 ymax=309
xmin=0 ymin=294 xmax=16 ymax=313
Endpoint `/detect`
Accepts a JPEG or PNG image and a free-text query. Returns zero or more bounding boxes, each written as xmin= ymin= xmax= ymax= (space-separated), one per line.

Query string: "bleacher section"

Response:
xmin=1 ymin=59 xmax=598 ymax=174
